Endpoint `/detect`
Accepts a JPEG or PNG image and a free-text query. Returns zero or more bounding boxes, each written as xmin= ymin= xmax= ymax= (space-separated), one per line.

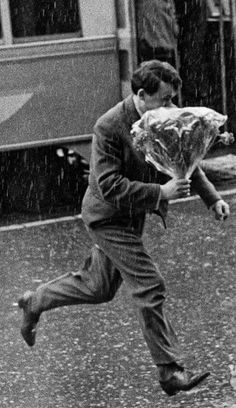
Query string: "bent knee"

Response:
xmin=93 ymin=286 xmax=117 ymax=303
xmin=135 ymin=274 xmax=167 ymax=303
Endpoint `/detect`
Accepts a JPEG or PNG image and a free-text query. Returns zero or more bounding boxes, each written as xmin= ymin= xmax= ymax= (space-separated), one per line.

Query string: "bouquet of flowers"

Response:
xmin=132 ymin=107 xmax=234 ymax=179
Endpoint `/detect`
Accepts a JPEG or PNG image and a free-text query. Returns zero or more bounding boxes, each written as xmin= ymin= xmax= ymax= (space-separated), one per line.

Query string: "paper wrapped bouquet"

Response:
xmin=132 ymin=107 xmax=233 ymax=179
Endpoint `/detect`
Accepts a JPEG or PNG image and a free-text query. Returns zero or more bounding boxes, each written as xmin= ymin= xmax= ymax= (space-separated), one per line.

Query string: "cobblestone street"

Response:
xmin=0 ymin=193 xmax=235 ymax=407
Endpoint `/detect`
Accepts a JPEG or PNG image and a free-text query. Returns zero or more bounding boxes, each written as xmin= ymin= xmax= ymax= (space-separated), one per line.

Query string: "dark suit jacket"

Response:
xmin=82 ymin=95 xmax=221 ymax=229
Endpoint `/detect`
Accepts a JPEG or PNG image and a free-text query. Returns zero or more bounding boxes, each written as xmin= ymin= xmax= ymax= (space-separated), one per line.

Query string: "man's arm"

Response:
xmin=92 ymin=120 xmax=161 ymax=213
xmin=191 ymin=166 xmax=230 ymax=220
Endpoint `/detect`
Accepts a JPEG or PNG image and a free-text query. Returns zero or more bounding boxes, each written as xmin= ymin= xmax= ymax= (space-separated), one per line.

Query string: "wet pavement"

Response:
xmin=0 ymin=193 xmax=236 ymax=407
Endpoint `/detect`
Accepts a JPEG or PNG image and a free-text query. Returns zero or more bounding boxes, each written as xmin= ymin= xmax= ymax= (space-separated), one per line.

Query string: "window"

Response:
xmin=9 ymin=0 xmax=82 ymax=39
xmin=207 ymin=0 xmax=231 ymax=19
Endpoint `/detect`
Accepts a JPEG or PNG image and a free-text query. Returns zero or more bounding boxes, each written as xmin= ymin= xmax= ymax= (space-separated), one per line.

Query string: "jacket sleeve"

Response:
xmin=91 ymin=120 xmax=161 ymax=214
xmin=191 ymin=166 xmax=221 ymax=208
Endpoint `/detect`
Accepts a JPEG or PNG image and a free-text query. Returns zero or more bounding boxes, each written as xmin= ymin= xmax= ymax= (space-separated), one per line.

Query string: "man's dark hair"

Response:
xmin=131 ymin=60 xmax=182 ymax=95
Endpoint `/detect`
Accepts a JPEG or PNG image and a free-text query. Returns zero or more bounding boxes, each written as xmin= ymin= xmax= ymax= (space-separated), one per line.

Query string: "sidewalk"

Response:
xmin=201 ymin=153 xmax=236 ymax=189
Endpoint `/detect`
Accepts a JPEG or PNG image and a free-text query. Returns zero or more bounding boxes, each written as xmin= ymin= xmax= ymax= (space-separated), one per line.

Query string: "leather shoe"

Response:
xmin=159 ymin=368 xmax=210 ymax=396
xmin=18 ymin=291 xmax=40 ymax=347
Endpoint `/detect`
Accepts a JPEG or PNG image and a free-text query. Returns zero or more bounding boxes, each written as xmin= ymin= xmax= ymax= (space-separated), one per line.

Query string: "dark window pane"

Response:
xmin=9 ymin=0 xmax=82 ymax=38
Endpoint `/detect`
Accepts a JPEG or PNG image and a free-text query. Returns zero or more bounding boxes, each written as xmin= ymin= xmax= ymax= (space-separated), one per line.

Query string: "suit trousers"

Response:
xmin=34 ymin=219 xmax=181 ymax=365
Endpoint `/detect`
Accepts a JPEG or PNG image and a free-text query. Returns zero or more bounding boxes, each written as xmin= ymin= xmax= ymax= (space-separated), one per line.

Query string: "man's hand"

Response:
xmin=212 ymin=199 xmax=230 ymax=221
xmin=160 ymin=178 xmax=191 ymax=200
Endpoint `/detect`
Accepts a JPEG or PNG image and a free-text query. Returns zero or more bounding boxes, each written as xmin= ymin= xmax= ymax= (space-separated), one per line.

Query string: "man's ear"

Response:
xmin=137 ymin=88 xmax=145 ymax=101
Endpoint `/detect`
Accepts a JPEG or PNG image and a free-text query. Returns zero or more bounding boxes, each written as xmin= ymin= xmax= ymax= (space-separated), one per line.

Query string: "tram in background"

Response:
xmin=0 ymin=0 xmax=138 ymax=214
xmin=0 ymin=0 xmax=137 ymax=162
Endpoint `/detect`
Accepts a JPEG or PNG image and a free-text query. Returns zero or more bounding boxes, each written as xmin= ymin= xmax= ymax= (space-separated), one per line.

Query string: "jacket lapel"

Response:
xmin=123 ymin=95 xmax=140 ymax=129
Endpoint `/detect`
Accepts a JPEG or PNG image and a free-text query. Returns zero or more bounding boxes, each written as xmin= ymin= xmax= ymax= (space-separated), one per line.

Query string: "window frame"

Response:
xmin=0 ymin=0 xmax=13 ymax=44
xmin=0 ymin=0 xmax=83 ymax=46
xmin=207 ymin=0 xmax=231 ymax=21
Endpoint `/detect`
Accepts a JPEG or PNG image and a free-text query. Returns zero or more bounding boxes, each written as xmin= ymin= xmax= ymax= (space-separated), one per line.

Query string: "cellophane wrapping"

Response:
xmin=132 ymin=107 xmax=229 ymax=178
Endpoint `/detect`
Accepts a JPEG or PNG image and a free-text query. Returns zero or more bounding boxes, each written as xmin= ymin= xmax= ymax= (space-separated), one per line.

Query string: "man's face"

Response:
xmin=137 ymin=81 xmax=177 ymax=113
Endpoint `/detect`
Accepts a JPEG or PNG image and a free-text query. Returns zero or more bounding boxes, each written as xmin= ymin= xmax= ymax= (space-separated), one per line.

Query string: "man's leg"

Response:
xmin=88 ymin=226 xmax=210 ymax=395
xmin=35 ymin=245 xmax=122 ymax=309
xmin=88 ymin=226 xmax=179 ymax=366
xmin=18 ymin=244 xmax=122 ymax=346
